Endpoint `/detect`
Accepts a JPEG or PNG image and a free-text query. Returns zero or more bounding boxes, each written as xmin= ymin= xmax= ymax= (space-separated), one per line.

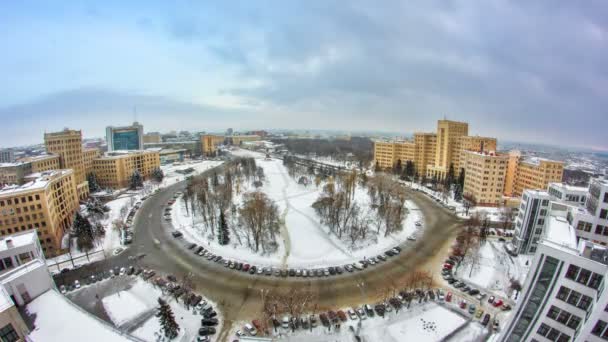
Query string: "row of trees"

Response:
xmin=87 ymin=167 xmax=164 ymax=193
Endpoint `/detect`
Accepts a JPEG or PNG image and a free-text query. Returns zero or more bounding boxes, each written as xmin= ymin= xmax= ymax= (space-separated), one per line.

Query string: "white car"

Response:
xmin=415 ymin=221 xmax=422 ymax=227
xmin=244 ymin=323 xmax=257 ymax=336
xmin=119 ymin=267 xmax=126 ymax=276
xmin=356 ymin=308 xmax=367 ymax=320
xmin=347 ymin=308 xmax=358 ymax=320
xmin=74 ymin=280 xmax=81 ymax=289
xmin=407 ymin=236 xmax=417 ymax=241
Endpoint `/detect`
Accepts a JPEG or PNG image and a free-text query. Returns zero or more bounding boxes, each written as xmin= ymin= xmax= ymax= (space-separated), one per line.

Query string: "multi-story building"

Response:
xmin=505 ymin=155 xmax=564 ymax=198
xmin=500 ymin=228 xmax=607 ymax=342
xmin=0 ymin=155 xmax=61 ymax=186
xmin=427 ymin=120 xmax=469 ymax=179
xmin=229 ymin=135 xmax=261 ymax=146
xmin=571 ymin=178 xmax=608 ymax=246
xmin=548 ymin=183 xmax=588 ymax=206
xmin=82 ymin=148 xmax=100 ymax=175
xmin=201 ymin=135 xmax=225 ymax=156
xmin=0 ymin=170 xmax=79 ymax=257
xmin=462 ymin=151 xmax=508 ymax=206
xmin=454 ymin=136 xmax=497 ymax=173
xmin=143 ymin=132 xmax=162 ymax=144
xmin=92 ymin=150 xmax=160 ymax=189
xmin=0 ymin=150 xmax=15 ymax=164
xmin=413 ymin=133 xmax=437 ymax=177
xmin=105 ymin=122 xmax=144 ymax=151
xmin=373 ymin=140 xmax=415 ymax=170
xmin=44 ymin=129 xmax=89 ymax=200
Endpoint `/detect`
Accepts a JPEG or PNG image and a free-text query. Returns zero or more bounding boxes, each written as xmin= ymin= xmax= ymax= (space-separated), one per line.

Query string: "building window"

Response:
xmin=565 ymin=265 xmax=580 ymax=280
xmin=0 ymin=323 xmax=19 ymax=342
xmin=567 ymin=316 xmax=581 ymax=330
xmin=601 ymin=209 xmax=608 ymax=220
xmin=577 ymin=269 xmax=591 ymax=285
xmin=557 ymin=334 xmax=570 ymax=342
xmin=566 ymin=291 xmax=581 ymax=306
xmin=589 ymin=273 xmax=603 ymax=290
xmin=537 ymin=323 xmax=550 ymax=337
xmin=578 ymin=295 xmax=593 ymax=311
xmin=557 ymin=286 xmax=570 ymax=301
xmin=556 ymin=310 xmax=571 ymax=325
xmin=547 ymin=305 xmax=560 ymax=320
xmin=592 ymin=320 xmax=607 ymax=337
xmin=547 ymin=328 xmax=561 ymax=341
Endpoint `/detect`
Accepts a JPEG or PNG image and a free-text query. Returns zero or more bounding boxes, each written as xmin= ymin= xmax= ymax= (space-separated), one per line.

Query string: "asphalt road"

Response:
xmin=60 ymin=167 xmax=464 ymax=342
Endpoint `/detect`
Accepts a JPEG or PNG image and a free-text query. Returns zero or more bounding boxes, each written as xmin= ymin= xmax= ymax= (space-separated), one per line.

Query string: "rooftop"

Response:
xmin=0 ymin=231 xmax=37 ymax=253
xmin=521 ymin=156 xmax=564 ymax=166
xmin=99 ymin=150 xmax=157 ymax=159
xmin=543 ymin=215 xmax=577 ymax=250
xmin=19 ymin=154 xmax=58 ymax=163
xmin=0 ymin=170 xmax=72 ymax=196
xmin=548 ymin=182 xmax=588 ymax=193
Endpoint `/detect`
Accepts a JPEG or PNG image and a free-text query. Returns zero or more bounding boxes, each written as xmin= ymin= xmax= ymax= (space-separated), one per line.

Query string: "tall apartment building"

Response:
xmin=0 ymin=170 xmax=79 ymax=257
xmin=462 ymin=151 xmax=508 ymax=206
xmin=454 ymin=136 xmax=497 ymax=173
xmin=44 ymin=129 xmax=89 ymax=200
xmin=413 ymin=133 xmax=437 ymax=177
xmin=373 ymin=140 xmax=416 ymax=170
xmin=106 ymin=122 xmax=144 ymax=151
xmin=427 ymin=120 xmax=469 ymax=179
xmin=82 ymin=148 xmax=100 ymax=175
xmin=571 ymin=178 xmax=608 ymax=246
xmin=0 ymin=150 xmax=15 ymax=164
xmin=201 ymin=135 xmax=225 ymax=156
xmin=92 ymin=150 xmax=160 ymax=189
xmin=505 ymin=154 xmax=564 ymax=197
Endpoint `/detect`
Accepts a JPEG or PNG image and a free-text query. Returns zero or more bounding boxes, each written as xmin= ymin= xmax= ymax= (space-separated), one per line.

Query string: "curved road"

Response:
xmin=62 ymin=167 xmax=464 ymax=341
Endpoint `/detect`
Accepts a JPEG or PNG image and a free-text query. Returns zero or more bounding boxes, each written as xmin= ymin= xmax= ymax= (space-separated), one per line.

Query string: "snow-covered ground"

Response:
xmin=171 ymin=149 xmax=422 ymax=268
xmin=453 ymin=240 xmax=532 ymax=299
xmin=100 ymin=278 xmax=221 ymax=342
xmin=160 ymin=159 xmax=224 ymax=189
xmin=229 ymin=302 xmax=482 ymax=342
xmin=26 ymin=290 xmax=131 ymax=342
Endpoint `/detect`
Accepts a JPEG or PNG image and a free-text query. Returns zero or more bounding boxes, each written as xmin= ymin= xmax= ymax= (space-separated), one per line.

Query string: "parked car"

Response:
xmin=319 ymin=313 xmax=330 ymax=327
xmin=74 ymin=280 xmax=81 ymax=289
xmin=282 ymin=316 xmax=290 ymax=329
xmin=493 ymin=299 xmax=504 ymax=308
xmin=459 ymin=300 xmax=467 ymax=309
xmin=482 ymin=314 xmax=491 ymax=326
xmin=475 ymin=309 xmax=484 ymax=319
xmin=501 ymin=304 xmax=512 ymax=311
xmin=198 ymin=327 xmax=216 ymax=336
xmin=244 ymin=323 xmax=257 ymax=336
xmin=446 ymin=292 xmax=453 ymax=302
xmin=356 ymin=308 xmax=367 ymax=320
xmin=347 ymin=308 xmax=358 ymax=320
xmin=201 ymin=318 xmax=218 ymax=326
xmin=59 ymin=285 xmax=67 ymax=294
xmin=337 ymin=310 xmax=347 ymax=322
xmin=365 ymin=304 xmax=374 ymax=317
xmin=488 ymin=296 xmax=495 ymax=304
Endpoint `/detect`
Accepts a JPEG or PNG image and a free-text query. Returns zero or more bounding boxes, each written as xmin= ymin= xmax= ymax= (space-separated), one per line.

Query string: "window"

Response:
xmin=547 ymin=328 xmax=561 ymax=341
xmin=557 ymin=334 xmax=570 ymax=342
xmin=0 ymin=323 xmax=19 ymax=342
xmin=565 ymin=265 xmax=580 ymax=280
xmin=596 ymin=225 xmax=604 ymax=234
xmin=556 ymin=310 xmax=571 ymax=324
xmin=601 ymin=209 xmax=608 ymax=220
xmin=567 ymin=315 xmax=581 ymax=330
xmin=592 ymin=320 xmax=607 ymax=336
xmin=557 ymin=286 xmax=570 ymax=301
xmin=578 ymin=295 xmax=593 ymax=311
xmin=542 ymin=199 xmax=550 ymax=206
xmin=2 ymin=258 xmax=12 ymax=270
xmin=538 ymin=218 xmax=545 ymax=226
xmin=567 ymin=291 xmax=581 ymax=306
xmin=547 ymin=305 xmax=560 ymax=320
xmin=537 ymin=323 xmax=550 ymax=337
xmin=577 ymin=269 xmax=591 ymax=285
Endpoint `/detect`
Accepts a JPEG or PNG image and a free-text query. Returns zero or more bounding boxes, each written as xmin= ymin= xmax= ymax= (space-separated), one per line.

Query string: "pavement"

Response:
xmin=59 ymin=166 xmax=465 ymax=342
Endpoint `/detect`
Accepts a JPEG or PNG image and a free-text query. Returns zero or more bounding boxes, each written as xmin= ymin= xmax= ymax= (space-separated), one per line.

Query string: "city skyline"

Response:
xmin=1 ymin=1 xmax=607 ymax=150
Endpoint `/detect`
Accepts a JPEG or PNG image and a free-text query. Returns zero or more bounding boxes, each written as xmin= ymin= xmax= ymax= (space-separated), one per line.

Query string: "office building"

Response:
xmin=92 ymin=150 xmax=160 ymax=189
xmin=571 ymin=178 xmax=608 ymax=246
xmin=462 ymin=150 xmax=508 ymax=206
xmin=505 ymin=154 xmax=565 ymax=197
xmin=229 ymin=135 xmax=261 ymax=146
xmin=0 ymin=170 xmax=79 ymax=257
xmin=105 ymin=122 xmax=144 ymax=151
xmin=201 ymin=135 xmax=225 ymax=156
xmin=44 ymin=129 xmax=89 ymax=200
xmin=0 ymin=150 xmax=14 ymax=164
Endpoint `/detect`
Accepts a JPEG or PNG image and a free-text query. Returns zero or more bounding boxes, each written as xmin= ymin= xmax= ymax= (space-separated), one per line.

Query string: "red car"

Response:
xmin=446 ymin=292 xmax=453 ymax=302
xmin=242 ymin=264 xmax=250 ymax=272
xmin=443 ymin=263 xmax=453 ymax=270
xmin=493 ymin=299 xmax=504 ymax=308
xmin=459 ymin=300 xmax=467 ymax=309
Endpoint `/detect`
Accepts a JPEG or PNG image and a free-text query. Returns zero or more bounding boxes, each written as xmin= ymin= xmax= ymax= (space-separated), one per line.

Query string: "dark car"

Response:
xmin=319 ymin=313 xmax=330 ymax=327
xmin=204 ymin=311 xmax=217 ymax=319
xmin=194 ymin=246 xmax=204 ymax=254
xmin=389 ymin=297 xmax=402 ymax=309
xmin=374 ymin=303 xmax=386 ymax=317
xmin=127 ymin=266 xmax=135 ymax=275
xmin=289 ymin=269 xmax=296 ymax=276
xmin=249 ymin=266 xmax=257 ymax=274
xmin=482 ymin=313 xmax=491 ymax=326
xmin=171 ymin=231 xmax=183 ymax=238
xmin=198 ymin=327 xmax=216 ymax=336
xmin=201 ymin=318 xmax=219 ymax=326
xmin=187 ymin=243 xmax=196 ymax=250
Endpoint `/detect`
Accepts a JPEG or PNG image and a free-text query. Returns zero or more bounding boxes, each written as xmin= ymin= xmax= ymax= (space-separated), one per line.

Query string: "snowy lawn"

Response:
xmin=102 ymin=286 xmax=153 ymax=326
xmin=26 ymin=290 xmax=131 ymax=342
xmin=171 ymin=149 xmax=422 ymax=268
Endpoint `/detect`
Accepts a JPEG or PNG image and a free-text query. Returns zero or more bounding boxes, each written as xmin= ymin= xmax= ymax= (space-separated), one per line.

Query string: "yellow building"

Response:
xmin=229 ymin=135 xmax=261 ymax=146
xmin=0 ymin=155 xmax=60 ymax=185
xmin=0 ymin=170 xmax=79 ymax=257
xmin=92 ymin=150 xmax=161 ymax=189
xmin=505 ymin=154 xmax=564 ymax=197
xmin=462 ymin=151 xmax=508 ymax=207
xmin=143 ymin=133 xmax=162 ymax=144
xmin=427 ymin=120 xmax=469 ymax=179
xmin=454 ymin=136 xmax=497 ymax=173
xmin=82 ymin=148 xmax=101 ymax=174
xmin=44 ymin=129 xmax=89 ymax=200
xmin=22 ymin=155 xmax=61 ymax=173
xmin=201 ymin=135 xmax=225 ymax=156
xmin=413 ymin=133 xmax=437 ymax=176
xmin=373 ymin=140 xmax=416 ymax=170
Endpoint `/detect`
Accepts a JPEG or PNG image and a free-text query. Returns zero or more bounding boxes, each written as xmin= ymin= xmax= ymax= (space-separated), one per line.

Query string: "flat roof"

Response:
xmin=19 ymin=154 xmax=58 ymax=163
xmin=0 ymin=231 xmax=37 ymax=252
xmin=26 ymin=290 xmax=131 ymax=342
xmin=544 ymin=215 xmax=577 ymax=250
xmin=0 ymin=170 xmax=72 ymax=196
xmin=548 ymin=182 xmax=587 ymax=193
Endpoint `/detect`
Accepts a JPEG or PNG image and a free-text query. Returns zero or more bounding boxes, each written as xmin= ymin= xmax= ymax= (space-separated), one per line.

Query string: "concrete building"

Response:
xmin=462 ymin=150 xmax=508 ymax=206
xmin=143 ymin=132 xmax=162 ymax=144
xmin=156 ymin=149 xmax=187 ymax=165
xmin=0 ymin=170 xmax=79 ymax=257
xmin=505 ymin=154 xmax=565 ymax=198
xmin=454 ymin=136 xmax=497 ymax=173
xmin=548 ymin=183 xmax=588 ymax=206
xmin=105 ymin=122 xmax=144 ymax=151
xmin=82 ymin=148 xmax=101 ymax=175
xmin=92 ymin=150 xmax=160 ymax=189
xmin=0 ymin=231 xmax=43 ymax=276
xmin=0 ymin=285 xmax=29 ymax=341
xmin=0 ymin=155 xmax=61 ymax=186
xmin=500 ymin=226 xmax=607 ymax=342
xmin=0 ymin=150 xmax=15 ymax=164
xmin=44 ymin=129 xmax=89 ymax=200
xmin=22 ymin=155 xmax=60 ymax=174
xmin=427 ymin=119 xmax=469 ymax=180
xmin=201 ymin=135 xmax=225 ymax=156
xmin=571 ymin=178 xmax=608 ymax=246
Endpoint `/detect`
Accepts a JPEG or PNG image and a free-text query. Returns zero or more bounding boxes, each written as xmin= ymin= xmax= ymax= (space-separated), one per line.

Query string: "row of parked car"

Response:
xmin=234 ymin=287 xmax=450 ymax=340
xmin=163 ymin=192 xmax=181 ymax=222
xmin=173 ymin=237 xmax=405 ymax=278
xmin=58 ymin=261 xmax=151 ymax=294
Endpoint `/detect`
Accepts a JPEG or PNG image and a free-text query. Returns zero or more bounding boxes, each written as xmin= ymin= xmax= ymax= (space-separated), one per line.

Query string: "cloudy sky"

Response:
xmin=1 ymin=1 xmax=607 ymax=150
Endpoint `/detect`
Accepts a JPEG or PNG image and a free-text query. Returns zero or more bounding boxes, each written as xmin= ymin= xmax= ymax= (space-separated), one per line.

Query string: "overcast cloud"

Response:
xmin=0 ymin=1 xmax=606 ymax=150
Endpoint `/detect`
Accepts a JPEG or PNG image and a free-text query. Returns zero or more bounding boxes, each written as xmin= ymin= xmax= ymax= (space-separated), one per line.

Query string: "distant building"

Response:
xmin=0 ymin=150 xmax=15 ymax=164
xmin=44 ymin=129 xmax=89 ymax=200
xmin=462 ymin=150 xmax=508 ymax=207
xmin=0 ymin=170 xmax=79 ymax=257
xmin=105 ymin=122 xmax=144 ymax=151
xmin=505 ymin=153 xmax=564 ymax=197
xmin=201 ymin=135 xmax=225 ymax=156
xmin=143 ymin=132 xmax=162 ymax=144
xmin=155 ymin=149 xmax=187 ymax=165
xmin=92 ymin=150 xmax=160 ymax=189
xmin=229 ymin=135 xmax=261 ymax=146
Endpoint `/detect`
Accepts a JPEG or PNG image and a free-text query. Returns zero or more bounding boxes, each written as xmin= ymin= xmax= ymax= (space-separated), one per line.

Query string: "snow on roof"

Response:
xmin=26 ymin=290 xmax=133 ymax=342
xmin=0 ymin=231 xmax=37 ymax=252
xmin=0 ymin=170 xmax=72 ymax=196
xmin=543 ymin=215 xmax=577 ymax=250
xmin=0 ymin=259 xmax=45 ymax=284
xmin=548 ymin=182 xmax=588 ymax=193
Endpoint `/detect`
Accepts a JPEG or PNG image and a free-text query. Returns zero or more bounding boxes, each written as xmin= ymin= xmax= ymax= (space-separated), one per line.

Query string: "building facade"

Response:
xmin=44 ymin=129 xmax=89 ymax=200
xmin=511 ymin=190 xmax=552 ymax=255
xmin=201 ymin=135 xmax=225 ymax=156
xmin=505 ymin=156 xmax=564 ymax=198
xmin=462 ymin=151 xmax=508 ymax=206
xmin=143 ymin=132 xmax=162 ymax=144
xmin=571 ymin=178 xmax=608 ymax=246
xmin=0 ymin=150 xmax=15 ymax=164
xmin=0 ymin=155 xmax=61 ymax=186
xmin=105 ymin=122 xmax=144 ymax=151
xmin=0 ymin=170 xmax=79 ymax=257
xmin=82 ymin=148 xmax=100 ymax=175
xmin=25 ymin=155 xmax=61 ymax=173
xmin=92 ymin=150 xmax=161 ymax=189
